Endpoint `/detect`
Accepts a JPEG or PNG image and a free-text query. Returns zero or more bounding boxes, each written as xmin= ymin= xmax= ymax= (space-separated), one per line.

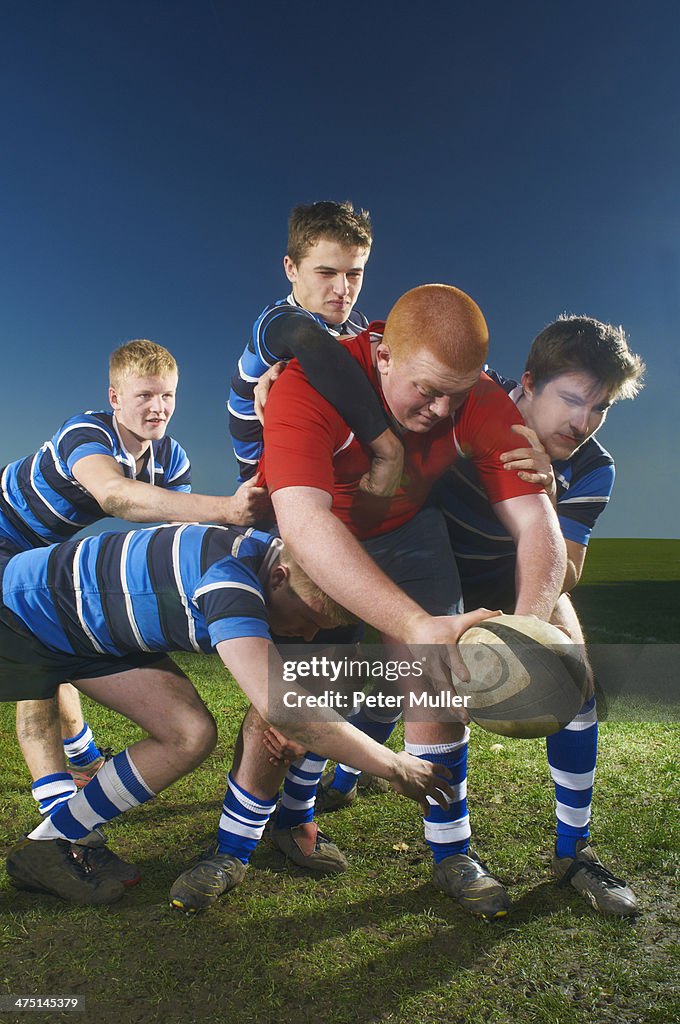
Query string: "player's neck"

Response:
xmin=113 ymin=414 xmax=152 ymax=463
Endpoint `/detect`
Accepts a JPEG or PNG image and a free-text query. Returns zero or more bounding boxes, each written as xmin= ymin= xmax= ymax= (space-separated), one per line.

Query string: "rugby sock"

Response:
xmin=274 ymin=752 xmax=328 ymax=830
xmin=216 ymin=773 xmax=278 ymax=864
xmin=27 ymin=749 xmax=154 ymax=842
xmin=331 ymin=707 xmax=399 ymax=793
xmin=546 ymin=696 xmax=598 ymax=859
xmin=31 ymin=773 xmax=78 ymax=817
xmin=63 ymin=722 xmax=102 ymax=767
xmin=405 ymin=732 xmax=471 ymax=863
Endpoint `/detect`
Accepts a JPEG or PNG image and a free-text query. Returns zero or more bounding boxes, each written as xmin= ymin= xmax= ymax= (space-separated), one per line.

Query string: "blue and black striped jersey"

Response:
xmin=1 ymin=524 xmax=280 ymax=656
xmin=227 ymin=295 xmax=368 ymax=480
xmin=432 ymin=368 xmax=615 ymax=589
xmin=0 ymin=411 xmax=191 ymax=550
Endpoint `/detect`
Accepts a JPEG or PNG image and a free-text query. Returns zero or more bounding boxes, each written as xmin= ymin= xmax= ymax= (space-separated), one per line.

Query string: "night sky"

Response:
xmin=1 ymin=1 xmax=677 ymax=537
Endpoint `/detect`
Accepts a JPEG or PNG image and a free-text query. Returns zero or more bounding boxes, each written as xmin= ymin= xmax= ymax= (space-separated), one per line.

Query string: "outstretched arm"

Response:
xmin=217 ymin=634 xmax=454 ymax=814
xmin=73 ymin=454 xmax=271 ymax=526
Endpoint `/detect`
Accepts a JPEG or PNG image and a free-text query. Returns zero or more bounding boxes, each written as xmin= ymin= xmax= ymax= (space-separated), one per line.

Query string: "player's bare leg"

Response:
xmin=7 ymin=660 xmax=217 ymax=905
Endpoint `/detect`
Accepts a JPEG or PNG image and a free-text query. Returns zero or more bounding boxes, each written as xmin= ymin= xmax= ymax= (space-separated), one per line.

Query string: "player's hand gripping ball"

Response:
xmin=456 ymin=614 xmax=589 ymax=738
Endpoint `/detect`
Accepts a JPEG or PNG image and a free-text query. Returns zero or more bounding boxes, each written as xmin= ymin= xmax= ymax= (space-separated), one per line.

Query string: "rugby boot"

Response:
xmin=70 ymin=830 xmax=141 ymax=887
xmin=169 ymin=847 xmax=248 ymax=913
xmin=552 ymin=840 xmax=639 ymax=916
xmin=6 ymin=837 xmax=124 ymax=905
xmin=315 ymin=771 xmax=358 ymax=814
xmin=433 ymin=851 xmax=511 ymax=919
xmin=270 ymin=821 xmax=348 ymax=874
xmin=68 ymin=747 xmax=114 ymax=788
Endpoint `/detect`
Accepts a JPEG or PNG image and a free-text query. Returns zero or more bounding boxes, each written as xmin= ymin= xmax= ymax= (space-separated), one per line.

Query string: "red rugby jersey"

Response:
xmin=261 ymin=322 xmax=541 ymax=540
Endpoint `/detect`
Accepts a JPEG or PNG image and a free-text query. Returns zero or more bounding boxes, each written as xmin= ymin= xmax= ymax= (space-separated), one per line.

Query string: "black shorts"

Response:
xmin=0 ymin=605 xmax=166 ymax=702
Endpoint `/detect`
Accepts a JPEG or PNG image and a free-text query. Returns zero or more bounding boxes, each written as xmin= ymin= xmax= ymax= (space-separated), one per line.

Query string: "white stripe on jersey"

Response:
xmin=237 ymin=356 xmax=261 ymax=384
xmin=227 ymin=400 xmax=260 ymax=421
xmin=257 ymin=536 xmax=284 ymax=583
xmin=72 ymin=541 xmax=107 ymax=654
xmin=56 ymin=420 xmax=113 ymax=448
xmin=172 ymin=524 xmax=201 ymax=653
xmin=333 ymin=431 xmax=355 ymax=457
xmin=559 ymin=495 xmax=610 ymax=505
xmin=120 ymin=532 xmax=152 ymax=651
xmin=167 ymin=453 xmax=190 ymax=484
xmin=192 ymin=580 xmax=266 ymax=604
xmin=44 ymin=441 xmax=72 ymax=482
xmin=29 ymin=452 xmax=76 ymax=525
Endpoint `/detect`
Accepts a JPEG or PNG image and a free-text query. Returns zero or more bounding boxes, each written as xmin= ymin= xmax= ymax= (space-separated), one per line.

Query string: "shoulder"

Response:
xmin=54 ymin=411 xmax=116 ymax=453
xmin=483 ymin=366 xmax=519 ymax=395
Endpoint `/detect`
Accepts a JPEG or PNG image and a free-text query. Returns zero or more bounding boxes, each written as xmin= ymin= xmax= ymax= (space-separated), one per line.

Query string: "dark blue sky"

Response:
xmin=1 ymin=2 xmax=677 ymax=537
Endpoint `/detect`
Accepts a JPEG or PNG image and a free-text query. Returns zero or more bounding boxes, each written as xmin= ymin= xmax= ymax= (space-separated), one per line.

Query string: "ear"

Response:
xmin=375 ymin=343 xmax=393 ymax=378
xmin=108 ymin=385 xmax=120 ymax=411
xmin=283 ymin=255 xmax=297 ymax=284
xmin=520 ymin=371 xmax=535 ymax=400
xmin=268 ymin=562 xmax=290 ymax=593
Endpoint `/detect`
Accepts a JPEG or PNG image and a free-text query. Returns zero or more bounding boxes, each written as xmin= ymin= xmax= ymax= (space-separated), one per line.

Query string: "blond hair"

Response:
xmin=279 ymin=546 xmax=356 ymax=628
xmin=383 ymin=284 xmax=488 ymax=373
xmin=109 ymin=339 xmax=178 ymax=390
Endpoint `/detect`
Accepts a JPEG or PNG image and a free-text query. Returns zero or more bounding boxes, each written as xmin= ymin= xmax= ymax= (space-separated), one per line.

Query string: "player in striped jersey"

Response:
xmin=428 ymin=314 xmax=645 ymax=915
xmin=227 ymin=201 xmax=404 ymax=498
xmin=7 ymin=339 xmax=270 ymax=873
xmin=2 ymin=523 xmax=456 ymax=905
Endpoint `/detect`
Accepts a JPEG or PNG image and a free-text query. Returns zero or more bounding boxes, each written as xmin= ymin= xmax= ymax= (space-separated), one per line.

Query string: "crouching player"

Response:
xmin=4 ymin=339 xmax=269 ymax=855
xmin=1 ymin=524 xmax=458 ymax=906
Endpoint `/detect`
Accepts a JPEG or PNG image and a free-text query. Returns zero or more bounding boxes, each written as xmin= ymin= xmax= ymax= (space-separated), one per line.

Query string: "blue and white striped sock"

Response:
xmin=31 ymin=773 xmax=77 ymax=817
xmin=275 ymin=752 xmax=328 ymax=830
xmin=63 ymin=722 xmax=102 ymax=767
xmin=546 ymin=696 xmax=598 ymax=859
xmin=332 ymin=707 xmax=399 ymax=793
xmin=405 ymin=732 xmax=471 ymax=863
xmin=27 ymin=750 xmax=155 ymax=842
xmin=216 ymin=773 xmax=278 ymax=864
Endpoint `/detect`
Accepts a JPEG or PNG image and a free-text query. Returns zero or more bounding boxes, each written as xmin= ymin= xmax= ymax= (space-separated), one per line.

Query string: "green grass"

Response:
xmin=0 ymin=540 xmax=679 ymax=1024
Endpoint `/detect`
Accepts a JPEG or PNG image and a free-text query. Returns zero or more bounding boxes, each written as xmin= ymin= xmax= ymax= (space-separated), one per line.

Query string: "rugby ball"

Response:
xmin=456 ymin=614 xmax=589 ymax=738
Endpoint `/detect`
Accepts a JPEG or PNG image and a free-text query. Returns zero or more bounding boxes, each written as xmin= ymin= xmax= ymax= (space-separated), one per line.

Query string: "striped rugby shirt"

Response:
xmin=0 ymin=411 xmax=191 ymax=551
xmin=228 ymin=295 xmax=368 ymax=480
xmin=1 ymin=524 xmax=280 ymax=657
xmin=432 ymin=368 xmax=615 ymax=591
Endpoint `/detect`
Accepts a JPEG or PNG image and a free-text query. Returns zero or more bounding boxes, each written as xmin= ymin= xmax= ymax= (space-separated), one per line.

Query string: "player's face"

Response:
xmin=109 ymin=373 xmax=178 ymax=444
xmin=376 ymin=345 xmax=482 ymax=432
xmin=283 ymin=239 xmax=369 ymax=326
xmin=520 ymin=371 xmax=613 ymax=460
xmin=267 ymin=582 xmax=337 ymax=642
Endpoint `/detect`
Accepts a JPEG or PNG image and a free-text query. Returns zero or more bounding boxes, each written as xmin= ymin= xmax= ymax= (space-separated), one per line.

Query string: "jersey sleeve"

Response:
xmin=55 ymin=414 xmax=117 ymax=474
xmin=455 ymin=376 xmax=544 ymax=505
xmin=266 ymin=315 xmax=390 ymax=444
xmin=557 ymin=459 xmax=615 ymax=546
xmin=193 ymin=557 xmax=271 ymax=647
xmin=262 ymin=361 xmax=349 ymax=497
xmin=164 ymin=439 xmax=192 ymax=492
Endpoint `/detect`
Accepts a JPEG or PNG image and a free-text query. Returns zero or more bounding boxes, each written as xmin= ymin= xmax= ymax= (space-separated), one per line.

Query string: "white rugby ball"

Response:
xmin=456 ymin=614 xmax=589 ymax=738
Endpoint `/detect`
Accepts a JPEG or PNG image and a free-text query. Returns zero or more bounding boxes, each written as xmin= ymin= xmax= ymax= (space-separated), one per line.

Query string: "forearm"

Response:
xmin=274 ymin=492 xmax=427 ymax=640
xmin=101 ymin=478 xmax=240 ymax=524
xmin=514 ymin=518 xmax=566 ymax=618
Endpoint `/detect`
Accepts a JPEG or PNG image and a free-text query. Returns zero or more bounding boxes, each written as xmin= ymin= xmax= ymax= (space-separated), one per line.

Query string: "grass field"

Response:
xmin=0 ymin=539 xmax=678 ymax=1024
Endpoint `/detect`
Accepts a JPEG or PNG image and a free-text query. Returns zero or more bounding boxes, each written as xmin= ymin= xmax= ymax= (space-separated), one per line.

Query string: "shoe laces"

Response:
xmin=559 ymin=856 xmax=627 ymax=889
xmin=68 ymin=845 xmax=97 ymax=876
